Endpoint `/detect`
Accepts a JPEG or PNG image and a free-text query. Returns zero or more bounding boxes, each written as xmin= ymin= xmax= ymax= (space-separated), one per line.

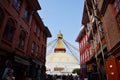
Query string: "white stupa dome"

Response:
xmin=46 ymin=52 xmax=78 ymax=64
xmin=46 ymin=32 xmax=80 ymax=75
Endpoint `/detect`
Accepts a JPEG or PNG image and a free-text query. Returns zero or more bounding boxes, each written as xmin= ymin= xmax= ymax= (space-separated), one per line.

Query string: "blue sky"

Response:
xmin=38 ymin=0 xmax=84 ymax=43
xmin=38 ymin=0 xmax=84 ymax=61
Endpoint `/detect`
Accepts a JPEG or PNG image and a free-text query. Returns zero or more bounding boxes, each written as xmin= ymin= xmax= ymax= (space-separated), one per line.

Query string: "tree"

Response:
xmin=72 ymin=68 xmax=80 ymax=75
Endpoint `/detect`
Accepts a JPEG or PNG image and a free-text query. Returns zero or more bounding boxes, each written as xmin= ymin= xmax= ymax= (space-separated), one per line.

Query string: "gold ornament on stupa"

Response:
xmin=54 ymin=31 xmax=66 ymax=53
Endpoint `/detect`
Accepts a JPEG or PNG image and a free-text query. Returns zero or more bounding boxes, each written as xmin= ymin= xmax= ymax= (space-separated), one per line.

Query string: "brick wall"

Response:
xmin=103 ymin=5 xmax=120 ymax=51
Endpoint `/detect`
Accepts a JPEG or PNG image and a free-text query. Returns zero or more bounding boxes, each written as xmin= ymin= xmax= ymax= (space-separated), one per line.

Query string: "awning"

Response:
xmin=32 ymin=59 xmax=43 ymax=66
xmin=15 ymin=56 xmax=30 ymax=65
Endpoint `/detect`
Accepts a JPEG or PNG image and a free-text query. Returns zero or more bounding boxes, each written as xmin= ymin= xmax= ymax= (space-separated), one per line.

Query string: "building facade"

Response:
xmin=0 ymin=0 xmax=51 ymax=80
xmin=76 ymin=25 xmax=91 ymax=79
xmin=76 ymin=1 xmax=99 ymax=79
xmin=77 ymin=0 xmax=120 ymax=80
xmin=99 ymin=0 xmax=120 ymax=80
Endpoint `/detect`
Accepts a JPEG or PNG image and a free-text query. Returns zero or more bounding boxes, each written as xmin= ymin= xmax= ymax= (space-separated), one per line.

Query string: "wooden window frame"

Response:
xmin=13 ymin=0 xmax=22 ymax=11
xmin=114 ymin=0 xmax=120 ymax=29
xmin=36 ymin=45 xmax=39 ymax=55
xmin=3 ymin=18 xmax=15 ymax=42
xmin=31 ymin=41 xmax=35 ymax=53
xmin=23 ymin=8 xmax=30 ymax=22
xmin=18 ymin=30 xmax=26 ymax=49
xmin=0 ymin=7 xmax=4 ymax=26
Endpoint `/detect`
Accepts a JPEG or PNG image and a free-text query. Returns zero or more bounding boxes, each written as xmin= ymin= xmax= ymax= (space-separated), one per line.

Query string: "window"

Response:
xmin=86 ymin=49 xmax=89 ymax=59
xmin=84 ymin=37 xmax=86 ymax=46
xmin=84 ymin=51 xmax=86 ymax=59
xmin=18 ymin=30 xmax=26 ymax=49
xmin=0 ymin=7 xmax=4 ymax=25
xmin=23 ymin=8 xmax=30 ymax=22
xmin=116 ymin=13 xmax=120 ymax=28
xmin=82 ymin=41 xmax=83 ymax=47
xmin=13 ymin=0 xmax=22 ymax=10
xmin=114 ymin=0 xmax=120 ymax=28
xmin=41 ymin=45 xmax=44 ymax=54
xmin=36 ymin=45 xmax=39 ymax=55
xmin=114 ymin=0 xmax=120 ymax=13
xmin=34 ymin=23 xmax=37 ymax=33
xmin=41 ymin=31 xmax=44 ymax=40
xmin=81 ymin=54 xmax=83 ymax=62
xmin=43 ymin=33 xmax=46 ymax=43
xmin=83 ymin=54 xmax=84 ymax=61
xmin=3 ymin=18 xmax=15 ymax=42
xmin=31 ymin=41 xmax=35 ymax=53
xmin=38 ymin=29 xmax=40 ymax=38
xmin=80 ymin=55 xmax=82 ymax=62
xmin=34 ymin=23 xmax=41 ymax=38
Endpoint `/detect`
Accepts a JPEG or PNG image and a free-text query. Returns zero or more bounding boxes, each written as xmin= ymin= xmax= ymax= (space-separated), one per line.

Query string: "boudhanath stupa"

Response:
xmin=46 ymin=32 xmax=80 ymax=75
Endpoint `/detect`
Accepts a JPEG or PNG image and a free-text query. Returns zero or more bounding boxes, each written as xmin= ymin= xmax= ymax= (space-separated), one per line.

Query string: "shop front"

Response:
xmin=86 ymin=60 xmax=98 ymax=80
xmin=14 ymin=55 xmax=30 ymax=80
xmin=80 ymin=64 xmax=87 ymax=80
xmin=29 ymin=59 xmax=43 ymax=80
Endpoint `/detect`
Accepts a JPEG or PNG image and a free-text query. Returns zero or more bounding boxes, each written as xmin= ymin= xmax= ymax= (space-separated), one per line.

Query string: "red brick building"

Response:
xmin=76 ymin=0 xmax=120 ymax=80
xmin=76 ymin=25 xmax=91 ymax=79
xmin=99 ymin=0 xmax=120 ymax=80
xmin=0 ymin=0 xmax=51 ymax=80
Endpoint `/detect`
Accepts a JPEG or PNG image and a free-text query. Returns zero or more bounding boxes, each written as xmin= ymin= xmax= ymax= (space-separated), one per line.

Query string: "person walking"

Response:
xmin=2 ymin=69 xmax=15 ymax=80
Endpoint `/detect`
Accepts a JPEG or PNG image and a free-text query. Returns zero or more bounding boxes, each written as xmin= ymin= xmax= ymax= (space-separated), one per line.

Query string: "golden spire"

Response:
xmin=57 ymin=31 xmax=63 ymax=39
xmin=54 ymin=31 xmax=66 ymax=53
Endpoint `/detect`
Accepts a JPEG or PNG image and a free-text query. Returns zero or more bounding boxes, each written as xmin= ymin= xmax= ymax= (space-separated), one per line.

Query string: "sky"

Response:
xmin=38 ymin=0 xmax=84 ymax=61
xmin=38 ymin=0 xmax=84 ymax=43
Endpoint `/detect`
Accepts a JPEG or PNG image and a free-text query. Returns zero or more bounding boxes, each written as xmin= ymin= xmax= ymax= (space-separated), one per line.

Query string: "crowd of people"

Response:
xmin=46 ymin=74 xmax=79 ymax=80
xmin=1 ymin=60 xmax=80 ymax=80
xmin=1 ymin=69 xmax=79 ymax=80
